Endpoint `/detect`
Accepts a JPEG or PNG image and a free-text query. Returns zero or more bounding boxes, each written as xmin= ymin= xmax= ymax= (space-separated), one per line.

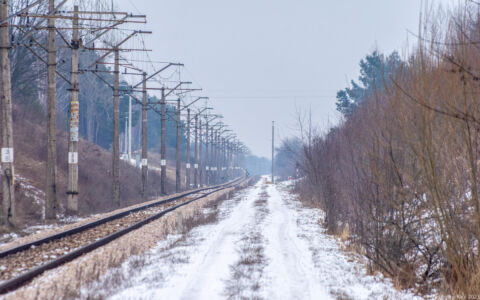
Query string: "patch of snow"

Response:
xmin=14 ymin=173 xmax=46 ymax=219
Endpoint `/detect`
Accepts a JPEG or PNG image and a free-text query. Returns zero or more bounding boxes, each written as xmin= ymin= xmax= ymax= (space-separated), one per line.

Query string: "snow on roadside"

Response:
xmin=79 ymin=179 xmax=423 ymax=300
xmin=273 ymin=181 xmax=422 ymax=300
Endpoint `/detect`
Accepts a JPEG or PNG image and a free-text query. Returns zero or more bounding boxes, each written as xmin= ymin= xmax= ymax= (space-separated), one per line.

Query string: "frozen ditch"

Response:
xmin=80 ymin=179 xmax=422 ymax=300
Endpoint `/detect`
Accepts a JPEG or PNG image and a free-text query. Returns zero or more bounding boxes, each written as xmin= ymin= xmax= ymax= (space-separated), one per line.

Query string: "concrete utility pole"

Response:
xmin=128 ymin=95 xmax=132 ymax=160
xmin=112 ymin=48 xmax=120 ymax=206
xmin=221 ymin=137 xmax=226 ymax=182
xmin=226 ymin=139 xmax=231 ymax=180
xmin=46 ymin=0 xmax=57 ymax=220
xmin=206 ymin=118 xmax=221 ymax=184
xmin=67 ymin=5 xmax=80 ymax=214
xmin=199 ymin=118 xmax=203 ymax=187
xmin=185 ymin=108 xmax=191 ymax=189
xmin=194 ymin=114 xmax=198 ymax=188
xmin=141 ymin=72 xmax=148 ymax=199
xmin=214 ymin=130 xmax=219 ymax=184
xmin=205 ymin=118 xmax=209 ymax=186
xmin=227 ymin=140 xmax=231 ymax=180
xmin=212 ymin=129 xmax=218 ymax=184
xmin=175 ymin=98 xmax=181 ymax=192
xmin=0 ymin=0 xmax=15 ymax=225
xmin=160 ymin=87 xmax=166 ymax=195
xmin=208 ymin=126 xmax=214 ymax=185
xmin=210 ymin=128 xmax=214 ymax=184
xmin=213 ymin=128 xmax=217 ymax=183
xmin=272 ymin=120 xmax=275 ymax=184
xmin=124 ymin=116 xmax=128 ymax=154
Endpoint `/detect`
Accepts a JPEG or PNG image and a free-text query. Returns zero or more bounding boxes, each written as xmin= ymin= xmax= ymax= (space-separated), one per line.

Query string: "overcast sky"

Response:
xmin=116 ymin=0 xmax=455 ymax=158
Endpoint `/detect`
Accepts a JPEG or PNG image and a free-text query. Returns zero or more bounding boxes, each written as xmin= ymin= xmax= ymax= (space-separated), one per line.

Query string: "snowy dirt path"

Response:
xmin=82 ymin=179 xmax=421 ymax=300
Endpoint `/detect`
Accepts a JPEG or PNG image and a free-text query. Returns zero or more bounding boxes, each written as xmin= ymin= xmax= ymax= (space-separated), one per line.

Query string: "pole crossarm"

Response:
xmin=205 ymin=115 xmax=221 ymax=122
xmin=16 ymin=14 xmax=147 ymax=24
xmin=129 ymin=87 xmax=198 ymax=93
xmin=11 ymin=0 xmax=69 ymax=44
xmin=180 ymin=96 xmax=208 ymax=111
xmin=87 ymin=30 xmax=152 ymax=69
xmin=132 ymin=63 xmax=184 ymax=89
xmin=174 ymin=88 xmax=202 ymax=96
xmin=84 ymin=14 xmax=140 ymax=46
xmin=163 ymin=81 xmax=192 ymax=98
xmin=193 ymin=107 xmax=212 ymax=118
xmin=0 ymin=0 xmax=44 ymax=26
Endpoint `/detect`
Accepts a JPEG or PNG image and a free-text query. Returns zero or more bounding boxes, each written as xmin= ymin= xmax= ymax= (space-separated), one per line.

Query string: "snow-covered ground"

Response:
xmin=81 ymin=178 xmax=422 ymax=300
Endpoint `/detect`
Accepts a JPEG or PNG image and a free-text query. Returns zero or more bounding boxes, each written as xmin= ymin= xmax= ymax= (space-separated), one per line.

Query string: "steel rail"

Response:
xmin=0 ymin=176 xmax=249 ymax=294
xmin=0 ymin=177 xmax=242 ymax=260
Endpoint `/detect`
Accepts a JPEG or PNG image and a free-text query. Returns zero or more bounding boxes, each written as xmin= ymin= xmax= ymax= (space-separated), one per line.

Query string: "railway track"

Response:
xmin=0 ymin=177 xmax=248 ymax=294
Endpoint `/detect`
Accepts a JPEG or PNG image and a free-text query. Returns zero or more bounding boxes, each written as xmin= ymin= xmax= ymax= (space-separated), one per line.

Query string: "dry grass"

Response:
xmin=223 ymin=186 xmax=269 ymax=300
xmin=339 ymin=223 xmax=349 ymax=243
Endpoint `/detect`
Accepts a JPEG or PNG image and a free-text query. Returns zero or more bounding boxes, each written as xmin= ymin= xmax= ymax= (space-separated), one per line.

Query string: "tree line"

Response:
xmin=296 ymin=3 xmax=480 ymax=297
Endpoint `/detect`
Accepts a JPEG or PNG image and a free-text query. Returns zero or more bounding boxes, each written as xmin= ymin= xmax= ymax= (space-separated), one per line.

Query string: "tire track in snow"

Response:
xmin=262 ymin=184 xmax=331 ymax=300
xmin=175 ymin=182 xmax=263 ymax=300
xmin=223 ymin=185 xmax=270 ymax=299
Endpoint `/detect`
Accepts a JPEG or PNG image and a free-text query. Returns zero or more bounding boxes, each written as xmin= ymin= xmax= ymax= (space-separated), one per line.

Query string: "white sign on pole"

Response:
xmin=186 ymin=163 xmax=191 ymax=169
xmin=1 ymin=148 xmax=13 ymax=163
xmin=141 ymin=159 xmax=148 ymax=166
xmin=68 ymin=152 xmax=78 ymax=164
xmin=161 ymin=159 xmax=166 ymax=166
xmin=70 ymin=127 xmax=79 ymax=142
xmin=194 ymin=164 xmax=198 ymax=169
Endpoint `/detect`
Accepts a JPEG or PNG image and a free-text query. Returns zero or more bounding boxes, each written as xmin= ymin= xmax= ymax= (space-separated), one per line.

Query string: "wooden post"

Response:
xmin=141 ymin=72 xmax=148 ymax=199
xmin=67 ymin=5 xmax=80 ymax=214
xmin=46 ymin=0 xmax=57 ymax=220
xmin=0 ymin=0 xmax=15 ymax=225
xmin=112 ymin=48 xmax=120 ymax=206
xmin=160 ymin=87 xmax=166 ymax=195
xmin=186 ymin=108 xmax=191 ymax=190
xmin=175 ymin=98 xmax=181 ymax=192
